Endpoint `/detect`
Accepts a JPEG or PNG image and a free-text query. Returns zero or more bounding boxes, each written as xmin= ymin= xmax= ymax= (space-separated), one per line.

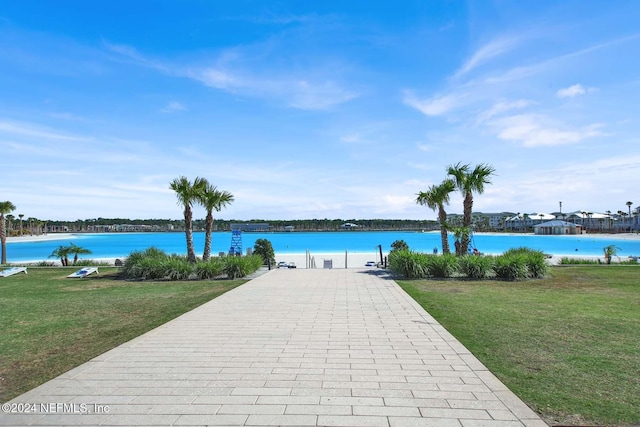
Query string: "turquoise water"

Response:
xmin=6 ymin=231 xmax=640 ymax=262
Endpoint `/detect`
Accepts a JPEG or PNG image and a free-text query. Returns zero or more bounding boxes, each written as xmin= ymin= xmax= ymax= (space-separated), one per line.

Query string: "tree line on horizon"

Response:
xmin=16 ymin=218 xmax=441 ymax=232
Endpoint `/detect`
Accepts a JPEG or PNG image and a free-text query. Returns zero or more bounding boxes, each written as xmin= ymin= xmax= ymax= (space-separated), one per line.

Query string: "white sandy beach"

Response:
xmin=275 ymin=251 xmax=385 ymax=269
xmin=6 ymin=233 xmax=78 ymax=243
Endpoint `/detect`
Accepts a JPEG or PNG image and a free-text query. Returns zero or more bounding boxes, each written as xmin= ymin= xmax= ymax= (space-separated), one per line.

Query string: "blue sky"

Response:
xmin=1 ymin=1 xmax=639 ymax=221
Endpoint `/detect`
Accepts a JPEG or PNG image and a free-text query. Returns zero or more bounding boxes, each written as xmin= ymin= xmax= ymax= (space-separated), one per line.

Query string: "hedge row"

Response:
xmin=121 ymin=247 xmax=262 ymax=280
xmin=389 ymin=247 xmax=548 ymax=280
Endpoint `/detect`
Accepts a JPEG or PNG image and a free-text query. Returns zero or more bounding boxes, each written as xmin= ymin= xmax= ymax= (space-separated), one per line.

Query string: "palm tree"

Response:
xmin=49 ymin=245 xmax=71 ymax=266
xmin=416 ymin=179 xmax=456 ymax=255
xmin=197 ymin=180 xmax=234 ymax=261
xmin=170 ymin=176 xmax=206 ymax=263
xmin=603 ymin=244 xmax=621 ymax=264
xmin=0 ymin=201 xmax=17 ymax=264
xmin=68 ymin=243 xmax=92 ymax=265
xmin=626 ymin=201 xmax=633 ymax=232
xmin=18 ymin=213 xmax=24 ymax=236
xmin=447 ymin=162 xmax=495 ymax=255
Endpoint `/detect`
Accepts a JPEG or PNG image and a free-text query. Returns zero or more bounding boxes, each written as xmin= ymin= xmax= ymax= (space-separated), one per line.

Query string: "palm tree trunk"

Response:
xmin=0 ymin=216 xmax=7 ymax=265
xmin=461 ymin=192 xmax=473 ymax=254
xmin=438 ymin=206 xmax=450 ymax=255
xmin=202 ymin=212 xmax=213 ymax=261
xmin=184 ymin=207 xmax=197 ymax=263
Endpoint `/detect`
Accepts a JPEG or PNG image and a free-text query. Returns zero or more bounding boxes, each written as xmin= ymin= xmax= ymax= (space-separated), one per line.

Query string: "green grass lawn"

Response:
xmin=397 ymin=266 xmax=640 ymax=427
xmin=0 ymin=267 xmax=245 ymax=402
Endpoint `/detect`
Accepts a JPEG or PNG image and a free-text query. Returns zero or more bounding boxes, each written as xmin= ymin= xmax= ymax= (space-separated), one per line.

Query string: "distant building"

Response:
xmin=533 ymin=220 xmax=580 ymax=235
xmin=505 ymin=213 xmax=561 ymax=231
xmin=446 ymin=212 xmax=516 ymax=230
xmin=231 ymin=223 xmax=270 ymax=232
xmin=476 ymin=212 xmax=517 ymax=229
xmin=340 ymin=223 xmax=358 ymax=229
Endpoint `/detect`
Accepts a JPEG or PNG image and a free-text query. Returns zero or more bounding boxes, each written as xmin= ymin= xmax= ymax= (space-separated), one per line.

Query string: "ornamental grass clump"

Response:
xmin=388 ymin=250 xmax=429 ymax=278
xmin=425 ymin=254 xmax=459 ymax=278
xmin=559 ymin=257 xmax=601 ymax=265
xmin=194 ymin=257 xmax=226 ymax=279
xmin=122 ymin=247 xmax=169 ymax=279
xmin=459 ymin=255 xmax=494 ymax=279
xmin=223 ymin=254 xmax=263 ymax=279
xmin=503 ymin=247 xmax=549 ymax=278
xmin=122 ymin=247 xmax=261 ymax=280
xmin=132 ymin=257 xmax=166 ymax=280
xmin=493 ymin=253 xmax=528 ymax=281
xmin=162 ymin=256 xmax=193 ymax=280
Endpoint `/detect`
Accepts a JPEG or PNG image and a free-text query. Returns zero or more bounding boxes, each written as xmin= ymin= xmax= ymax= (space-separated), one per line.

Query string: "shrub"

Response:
xmin=122 ymin=247 xmax=168 ymax=277
xmin=388 ymin=250 xmax=429 ymax=278
xmin=525 ymin=251 xmax=548 ymax=279
xmin=459 ymin=255 xmax=494 ymax=279
xmin=559 ymin=257 xmax=600 ymax=265
xmin=504 ymin=247 xmax=548 ymax=278
xmin=72 ymin=259 xmax=112 ymax=267
xmin=391 ymin=240 xmax=409 ymax=252
xmin=425 ymin=254 xmax=458 ymax=278
xmin=195 ymin=257 xmax=226 ymax=279
xmin=223 ymin=255 xmax=263 ymax=279
xmin=33 ymin=261 xmax=57 ymax=267
xmin=134 ymin=257 xmax=168 ymax=280
xmin=493 ymin=254 xmax=528 ymax=280
xmin=122 ymin=248 xmax=193 ymax=280
xmin=253 ymin=238 xmax=276 ymax=266
xmin=162 ymin=257 xmax=193 ymax=280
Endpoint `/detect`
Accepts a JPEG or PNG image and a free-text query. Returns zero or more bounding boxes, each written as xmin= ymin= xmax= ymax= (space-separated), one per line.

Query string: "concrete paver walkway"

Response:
xmin=1 ymin=269 xmax=547 ymax=426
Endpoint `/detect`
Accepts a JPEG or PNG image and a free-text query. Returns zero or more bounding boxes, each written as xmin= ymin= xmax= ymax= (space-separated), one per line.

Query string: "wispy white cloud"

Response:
xmin=48 ymin=112 xmax=86 ymax=121
xmin=106 ymin=41 xmax=358 ymax=110
xmin=160 ymin=101 xmax=186 ymax=113
xmin=403 ymin=92 xmax=468 ymax=116
xmin=490 ymin=114 xmax=605 ymax=147
xmin=104 ymin=42 xmax=169 ymax=73
xmin=476 ymin=99 xmax=535 ymax=124
xmin=487 ymin=154 xmax=640 ymax=212
xmin=189 ymin=66 xmax=357 ymax=110
xmin=453 ymin=36 xmax=521 ymax=79
xmin=288 ymin=79 xmax=357 ymax=110
xmin=480 ymin=33 xmax=640 ymax=87
xmin=0 ymin=119 xmax=91 ymax=142
xmin=190 ymin=67 xmax=238 ymax=90
xmin=557 ymin=84 xmax=585 ymax=98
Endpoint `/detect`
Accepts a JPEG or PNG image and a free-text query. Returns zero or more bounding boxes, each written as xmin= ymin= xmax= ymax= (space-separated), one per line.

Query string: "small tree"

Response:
xmin=416 ymin=179 xmax=455 ymax=255
xmin=603 ymin=245 xmax=620 ymax=264
xmin=170 ymin=176 xmax=206 ymax=263
xmin=69 ymin=243 xmax=92 ymax=265
xmin=197 ymin=180 xmax=234 ymax=261
xmin=49 ymin=245 xmax=71 ymax=266
xmin=253 ymin=238 xmax=275 ymax=266
xmin=390 ymin=240 xmax=409 ymax=252
xmin=447 ymin=162 xmax=496 ymax=254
